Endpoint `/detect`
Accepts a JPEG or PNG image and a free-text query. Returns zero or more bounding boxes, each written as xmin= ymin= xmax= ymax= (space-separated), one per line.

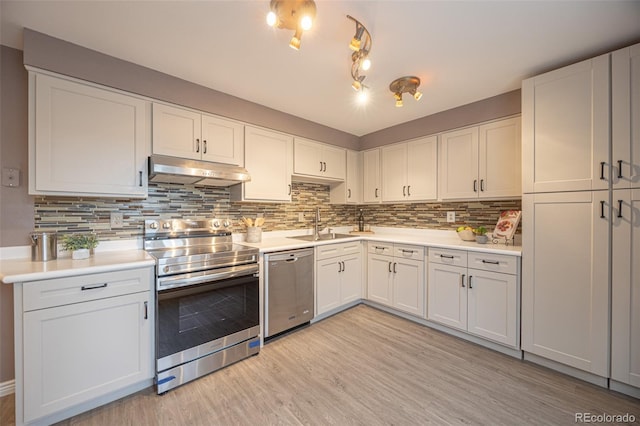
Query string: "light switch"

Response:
xmin=2 ymin=168 xmax=20 ymax=187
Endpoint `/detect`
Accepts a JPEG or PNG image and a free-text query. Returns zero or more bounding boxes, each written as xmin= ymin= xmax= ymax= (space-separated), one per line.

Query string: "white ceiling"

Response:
xmin=2 ymin=1 xmax=640 ymax=137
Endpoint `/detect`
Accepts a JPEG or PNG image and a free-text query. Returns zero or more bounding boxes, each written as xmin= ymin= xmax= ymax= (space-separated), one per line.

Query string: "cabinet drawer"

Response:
xmin=428 ymin=248 xmax=467 ymax=267
xmin=23 ymin=267 xmax=153 ymax=311
xmin=316 ymin=241 xmax=361 ymax=260
xmin=394 ymin=244 xmax=424 ymax=261
xmin=468 ymin=252 xmax=518 ymax=275
xmin=367 ymin=241 xmax=393 ymax=256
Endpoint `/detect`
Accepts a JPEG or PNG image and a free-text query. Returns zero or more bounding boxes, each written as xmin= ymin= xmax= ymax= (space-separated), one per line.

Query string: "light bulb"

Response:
xmin=300 ymin=15 xmax=313 ymax=31
xmin=395 ymin=96 xmax=403 ymax=107
xmin=266 ymin=11 xmax=277 ymax=27
xmin=349 ymin=37 xmax=361 ymax=51
xmin=289 ymin=36 xmax=301 ymax=50
xmin=361 ymin=57 xmax=371 ymax=71
xmin=357 ymin=89 xmax=368 ymax=104
xmin=352 ymin=80 xmax=361 ymax=91
xmin=414 ymin=90 xmax=423 ymax=101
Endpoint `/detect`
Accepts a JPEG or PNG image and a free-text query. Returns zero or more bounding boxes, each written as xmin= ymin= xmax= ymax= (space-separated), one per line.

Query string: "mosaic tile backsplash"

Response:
xmin=34 ymin=182 xmax=522 ymax=240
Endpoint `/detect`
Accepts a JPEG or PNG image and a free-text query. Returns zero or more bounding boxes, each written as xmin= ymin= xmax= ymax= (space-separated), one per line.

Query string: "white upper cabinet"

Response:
xmin=363 ymin=148 xmax=382 ymax=203
xmin=522 ymin=55 xmax=610 ymax=193
xmin=382 ymin=136 xmax=438 ymax=202
xmin=440 ymin=117 xmax=521 ymax=200
xmin=152 ymin=103 xmax=244 ymax=165
xmin=29 ymin=72 xmax=150 ymax=198
xmin=330 ymin=149 xmax=362 ymax=204
xmin=230 ymin=126 xmax=292 ymax=202
xmin=293 ymin=138 xmax=346 ymax=181
xmin=612 ymin=43 xmax=640 ymax=190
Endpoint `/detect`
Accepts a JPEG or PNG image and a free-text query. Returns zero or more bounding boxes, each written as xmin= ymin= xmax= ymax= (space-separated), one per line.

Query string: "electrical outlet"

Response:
xmin=298 ymin=212 xmax=304 ymax=222
xmin=110 ymin=212 xmax=124 ymax=228
xmin=446 ymin=211 xmax=456 ymax=223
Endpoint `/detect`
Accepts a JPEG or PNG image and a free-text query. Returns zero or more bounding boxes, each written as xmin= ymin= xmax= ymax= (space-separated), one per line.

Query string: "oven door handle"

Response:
xmin=157 ymin=263 xmax=259 ymax=291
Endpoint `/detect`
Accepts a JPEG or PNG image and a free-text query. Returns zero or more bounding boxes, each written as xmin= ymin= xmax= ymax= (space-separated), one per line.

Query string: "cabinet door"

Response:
xmin=23 ymin=291 xmax=152 ymax=423
xmin=392 ymin=258 xmax=425 ymax=317
xmin=522 ymin=54 xmax=610 ymax=193
xmin=522 ymin=191 xmax=609 ymax=376
xmin=152 ymin=102 xmax=201 ymax=160
xmin=381 ymin=143 xmax=407 ymax=202
xmin=427 ymin=262 xmax=467 ymax=331
xmin=612 ymin=43 xmax=640 ymax=189
xmin=363 ymin=149 xmax=381 ymax=203
xmin=467 ymin=269 xmax=517 ymax=347
xmin=201 ymin=114 xmax=244 ymax=165
xmin=611 ymin=188 xmax=640 ymax=387
xmin=32 ymin=73 xmax=149 ymax=197
xmin=478 ymin=117 xmax=521 ymax=198
xmin=407 ymin=136 xmax=438 ymax=201
xmin=316 ymin=258 xmax=342 ymax=315
xmin=340 ymin=254 xmax=362 ymax=304
xmin=322 ymin=144 xmax=346 ymax=180
xmin=294 ymin=138 xmax=323 ymax=176
xmin=240 ymin=127 xmax=293 ymax=201
xmin=439 ymin=127 xmax=479 ymax=199
xmin=367 ymin=254 xmax=392 ymax=306
xmin=346 ymin=150 xmax=363 ymax=203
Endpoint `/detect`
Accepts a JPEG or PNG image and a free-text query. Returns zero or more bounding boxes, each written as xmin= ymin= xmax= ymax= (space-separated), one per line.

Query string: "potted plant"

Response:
xmin=473 ymin=226 xmax=489 ymax=244
xmin=61 ymin=233 xmax=99 ymax=259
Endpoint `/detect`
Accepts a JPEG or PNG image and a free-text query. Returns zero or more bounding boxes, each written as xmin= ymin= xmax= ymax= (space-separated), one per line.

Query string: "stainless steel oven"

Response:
xmin=144 ymin=219 xmax=260 ymax=394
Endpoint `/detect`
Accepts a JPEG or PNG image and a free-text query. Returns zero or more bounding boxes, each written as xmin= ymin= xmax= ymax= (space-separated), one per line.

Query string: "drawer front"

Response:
xmin=23 ymin=267 xmax=153 ymax=311
xmin=428 ymin=247 xmax=467 ymax=267
xmin=394 ymin=244 xmax=424 ymax=261
xmin=368 ymin=241 xmax=393 ymax=256
xmin=468 ymin=252 xmax=518 ymax=275
xmin=316 ymin=241 xmax=361 ymax=260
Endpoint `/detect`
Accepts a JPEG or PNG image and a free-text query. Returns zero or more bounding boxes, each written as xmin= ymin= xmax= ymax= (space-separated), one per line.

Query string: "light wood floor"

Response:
xmin=2 ymin=305 xmax=639 ymax=425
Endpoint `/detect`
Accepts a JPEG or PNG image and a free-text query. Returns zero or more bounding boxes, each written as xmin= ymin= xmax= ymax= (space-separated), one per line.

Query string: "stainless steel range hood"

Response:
xmin=148 ymin=155 xmax=250 ymax=187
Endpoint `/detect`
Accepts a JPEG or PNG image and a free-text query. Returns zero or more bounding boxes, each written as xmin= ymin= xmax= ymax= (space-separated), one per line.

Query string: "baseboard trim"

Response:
xmin=523 ymin=352 xmax=609 ymax=388
xmin=0 ymin=379 xmax=15 ymax=397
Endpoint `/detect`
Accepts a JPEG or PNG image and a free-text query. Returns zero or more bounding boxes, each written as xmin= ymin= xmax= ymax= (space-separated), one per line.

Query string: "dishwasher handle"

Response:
xmin=266 ymin=248 xmax=314 ymax=262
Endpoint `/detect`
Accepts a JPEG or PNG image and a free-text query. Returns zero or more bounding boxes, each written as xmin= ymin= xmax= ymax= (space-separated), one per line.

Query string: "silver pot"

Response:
xmin=30 ymin=231 xmax=58 ymax=262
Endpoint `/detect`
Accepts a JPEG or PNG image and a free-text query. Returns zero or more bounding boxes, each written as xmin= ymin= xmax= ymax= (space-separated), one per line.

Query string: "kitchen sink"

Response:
xmin=288 ymin=233 xmax=355 ymax=242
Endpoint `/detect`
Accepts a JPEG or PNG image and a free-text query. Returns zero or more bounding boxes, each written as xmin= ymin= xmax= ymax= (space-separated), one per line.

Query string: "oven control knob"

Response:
xmin=162 ymin=222 xmax=172 ymax=230
xmin=163 ymin=266 xmax=170 ymax=273
xmin=149 ymin=222 xmax=158 ymax=229
xmin=222 ymin=220 xmax=231 ymax=228
xmin=212 ymin=220 xmax=220 ymax=228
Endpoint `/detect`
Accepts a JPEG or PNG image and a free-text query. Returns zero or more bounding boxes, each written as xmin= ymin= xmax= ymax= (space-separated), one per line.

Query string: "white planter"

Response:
xmin=72 ymin=249 xmax=90 ymax=260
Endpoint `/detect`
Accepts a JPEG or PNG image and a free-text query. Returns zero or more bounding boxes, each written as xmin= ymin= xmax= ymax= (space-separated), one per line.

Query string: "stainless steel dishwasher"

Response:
xmin=264 ymin=248 xmax=314 ymax=338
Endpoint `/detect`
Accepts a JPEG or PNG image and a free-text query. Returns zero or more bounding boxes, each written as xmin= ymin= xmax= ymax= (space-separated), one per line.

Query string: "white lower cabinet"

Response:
xmin=428 ymin=248 xmax=519 ymax=348
xmin=315 ymin=241 xmax=362 ymax=316
xmin=366 ymin=242 xmax=425 ymax=317
xmin=611 ymin=188 xmax=640 ymax=391
xmin=15 ymin=267 xmax=154 ymax=425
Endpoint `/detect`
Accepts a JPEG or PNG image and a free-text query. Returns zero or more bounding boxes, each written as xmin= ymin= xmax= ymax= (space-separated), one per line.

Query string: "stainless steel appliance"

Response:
xmin=264 ymin=248 xmax=314 ymax=338
xmin=148 ymin=154 xmax=251 ymax=186
xmin=144 ymin=219 xmax=260 ymax=394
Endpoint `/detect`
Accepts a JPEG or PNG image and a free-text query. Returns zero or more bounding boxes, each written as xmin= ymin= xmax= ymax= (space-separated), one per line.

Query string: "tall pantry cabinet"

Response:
xmin=522 ymin=43 xmax=640 ymax=395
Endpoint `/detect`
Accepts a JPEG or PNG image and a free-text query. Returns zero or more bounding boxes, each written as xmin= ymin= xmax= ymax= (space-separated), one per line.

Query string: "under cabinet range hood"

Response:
xmin=148 ymin=155 xmax=251 ymax=186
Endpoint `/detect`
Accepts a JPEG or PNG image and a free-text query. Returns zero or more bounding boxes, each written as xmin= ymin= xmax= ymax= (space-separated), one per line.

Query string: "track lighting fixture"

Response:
xmin=266 ymin=0 xmax=317 ymax=50
xmin=347 ymin=15 xmax=372 ymax=99
xmin=389 ymin=76 xmax=422 ymax=107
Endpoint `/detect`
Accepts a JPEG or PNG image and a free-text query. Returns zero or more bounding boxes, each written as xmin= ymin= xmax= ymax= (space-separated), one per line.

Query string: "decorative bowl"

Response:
xmin=475 ymin=235 xmax=489 ymax=244
xmin=457 ymin=229 xmax=475 ymax=241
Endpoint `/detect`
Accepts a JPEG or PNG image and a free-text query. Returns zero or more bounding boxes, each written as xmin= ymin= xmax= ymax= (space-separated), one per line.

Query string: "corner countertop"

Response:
xmin=1 ymin=247 xmax=155 ymax=284
xmin=238 ymin=227 xmax=522 ymax=257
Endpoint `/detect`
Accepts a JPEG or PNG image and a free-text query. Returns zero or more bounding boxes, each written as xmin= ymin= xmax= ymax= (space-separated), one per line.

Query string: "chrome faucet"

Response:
xmin=314 ymin=207 xmax=321 ymax=240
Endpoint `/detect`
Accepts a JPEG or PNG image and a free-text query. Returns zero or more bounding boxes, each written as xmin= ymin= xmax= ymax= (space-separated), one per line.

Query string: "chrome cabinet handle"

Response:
xmin=403 ymin=186 xmax=406 ymax=196
xmin=348 ymin=189 xmax=351 ymax=199
xmin=461 ymin=274 xmax=466 ymax=288
xmin=481 ymin=260 xmax=499 ymax=265
xmin=439 ymin=254 xmax=454 ymax=259
xmin=407 ymin=185 xmax=411 ymax=196
xmin=338 ymin=261 xmax=342 ymax=273
xmin=323 ymin=162 xmax=327 ymax=172
xmin=196 ymin=138 xmax=200 ymax=153
xmin=144 ymin=301 xmax=148 ymax=320
xmin=600 ymin=161 xmax=606 ymax=180
xmin=388 ymin=262 xmax=392 ymax=273
xmin=375 ymin=188 xmax=379 ymax=198
xmin=81 ymin=283 xmax=107 ymax=291
xmin=320 ymin=161 xmax=323 ymax=172
xmin=203 ymin=140 xmax=207 ymax=154
xmin=473 ymin=179 xmax=478 ymax=192
xmin=401 ymin=249 xmax=415 ymax=254
xmin=341 ymin=261 xmax=345 ymax=272
xmin=618 ymin=200 xmax=623 ymax=218
xmin=469 ymin=276 xmax=473 ymax=289
xmin=600 ymin=200 xmax=606 ymax=219
xmin=480 ymin=179 xmax=485 ymax=191
xmin=618 ymin=160 xmax=623 ymax=179
xmin=393 ymin=262 xmax=397 ymax=273
xmin=288 ymin=184 xmax=292 ymax=195
xmin=139 ymin=171 xmax=143 ymax=187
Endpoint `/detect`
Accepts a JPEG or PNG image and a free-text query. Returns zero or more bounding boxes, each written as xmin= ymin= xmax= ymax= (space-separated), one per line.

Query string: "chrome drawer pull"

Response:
xmin=481 ymin=260 xmax=500 ymax=265
xmin=439 ymin=254 xmax=454 ymax=259
xmin=401 ymin=249 xmax=415 ymax=254
xmin=81 ymin=283 xmax=107 ymax=291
